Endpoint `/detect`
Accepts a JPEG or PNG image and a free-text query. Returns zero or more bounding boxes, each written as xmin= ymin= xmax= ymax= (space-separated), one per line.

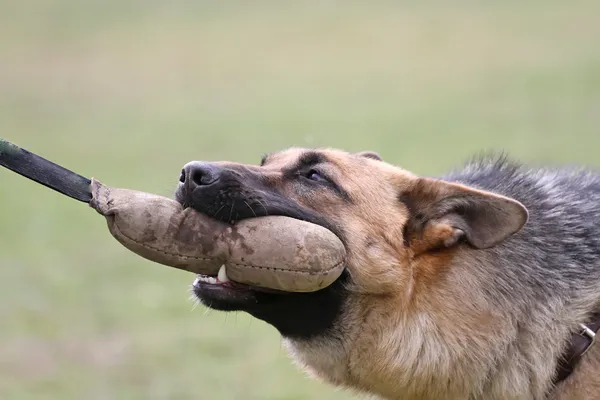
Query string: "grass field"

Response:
xmin=1 ymin=1 xmax=599 ymax=399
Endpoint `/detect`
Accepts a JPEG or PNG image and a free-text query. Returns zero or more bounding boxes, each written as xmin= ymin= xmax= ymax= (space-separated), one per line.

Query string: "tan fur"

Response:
xmin=254 ymin=148 xmax=599 ymax=399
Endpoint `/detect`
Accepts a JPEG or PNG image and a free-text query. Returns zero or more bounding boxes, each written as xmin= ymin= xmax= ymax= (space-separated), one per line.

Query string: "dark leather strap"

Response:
xmin=0 ymin=138 xmax=91 ymax=203
xmin=554 ymin=312 xmax=600 ymax=384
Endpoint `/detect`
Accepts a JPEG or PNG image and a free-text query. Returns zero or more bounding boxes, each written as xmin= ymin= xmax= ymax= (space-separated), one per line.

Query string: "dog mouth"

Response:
xmin=177 ymin=190 xmax=314 ymax=307
xmin=174 ymin=163 xmax=349 ymax=338
xmin=191 ymin=265 xmax=294 ymax=311
xmin=186 ymin=207 xmax=343 ymax=313
xmin=193 ymin=265 xmax=286 ymax=295
xmin=174 ymin=167 xmax=347 ymax=315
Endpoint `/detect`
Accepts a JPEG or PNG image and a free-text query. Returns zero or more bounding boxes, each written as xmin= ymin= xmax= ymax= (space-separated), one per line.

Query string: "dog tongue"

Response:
xmin=89 ymin=179 xmax=346 ymax=293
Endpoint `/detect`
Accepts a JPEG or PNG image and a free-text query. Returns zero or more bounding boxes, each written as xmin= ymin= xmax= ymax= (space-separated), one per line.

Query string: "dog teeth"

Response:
xmin=195 ymin=275 xmax=218 ymax=285
xmin=218 ymin=264 xmax=230 ymax=282
xmin=194 ymin=266 xmax=230 ymax=286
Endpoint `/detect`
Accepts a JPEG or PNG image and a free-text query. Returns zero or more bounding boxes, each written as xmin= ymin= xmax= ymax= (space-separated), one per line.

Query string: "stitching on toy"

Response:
xmin=110 ymin=220 xmax=344 ymax=275
xmin=227 ymin=260 xmax=344 ymax=274
xmin=91 ymin=180 xmax=100 ymax=210
xmin=92 ymin=180 xmax=112 ymax=215
xmin=105 ymin=185 xmax=112 ymax=209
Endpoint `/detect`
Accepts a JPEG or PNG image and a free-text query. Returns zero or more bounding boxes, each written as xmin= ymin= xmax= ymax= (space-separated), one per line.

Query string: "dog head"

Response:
xmin=175 ymin=148 xmax=528 ymax=395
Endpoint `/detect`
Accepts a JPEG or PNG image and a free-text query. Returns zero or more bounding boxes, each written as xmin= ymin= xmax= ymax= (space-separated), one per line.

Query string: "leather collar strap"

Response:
xmin=0 ymin=138 xmax=91 ymax=203
xmin=554 ymin=312 xmax=600 ymax=384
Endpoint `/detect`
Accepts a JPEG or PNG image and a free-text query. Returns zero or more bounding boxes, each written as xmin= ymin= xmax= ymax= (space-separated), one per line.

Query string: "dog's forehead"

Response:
xmin=261 ymin=148 xmax=306 ymax=166
xmin=261 ymin=147 xmax=360 ymax=169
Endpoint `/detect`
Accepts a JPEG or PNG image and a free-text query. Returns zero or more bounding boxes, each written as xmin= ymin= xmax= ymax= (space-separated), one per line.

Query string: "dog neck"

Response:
xmin=282 ymin=288 xmax=600 ymax=399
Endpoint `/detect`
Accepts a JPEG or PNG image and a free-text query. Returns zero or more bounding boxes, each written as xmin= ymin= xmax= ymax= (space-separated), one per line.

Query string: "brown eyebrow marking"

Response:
xmin=282 ymin=151 xmax=328 ymax=177
xmin=297 ymin=151 xmax=327 ymax=169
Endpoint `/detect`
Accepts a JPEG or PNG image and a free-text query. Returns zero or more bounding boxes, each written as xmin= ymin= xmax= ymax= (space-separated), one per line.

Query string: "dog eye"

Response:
xmin=305 ymin=169 xmax=326 ymax=182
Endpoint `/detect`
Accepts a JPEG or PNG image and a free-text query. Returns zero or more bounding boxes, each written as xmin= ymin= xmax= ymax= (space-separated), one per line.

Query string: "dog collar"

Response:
xmin=554 ymin=311 xmax=600 ymax=384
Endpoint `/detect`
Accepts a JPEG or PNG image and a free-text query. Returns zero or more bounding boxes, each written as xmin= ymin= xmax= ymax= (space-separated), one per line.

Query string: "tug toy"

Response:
xmin=0 ymin=138 xmax=346 ymax=292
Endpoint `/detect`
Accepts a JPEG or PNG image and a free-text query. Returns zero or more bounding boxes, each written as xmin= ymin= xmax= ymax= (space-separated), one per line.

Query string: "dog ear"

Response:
xmin=355 ymin=151 xmax=382 ymax=161
xmin=400 ymin=178 xmax=528 ymax=254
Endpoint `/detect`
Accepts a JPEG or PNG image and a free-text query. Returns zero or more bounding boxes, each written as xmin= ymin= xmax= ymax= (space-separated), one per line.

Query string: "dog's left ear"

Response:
xmin=355 ymin=151 xmax=382 ymax=161
xmin=400 ymin=177 xmax=528 ymax=253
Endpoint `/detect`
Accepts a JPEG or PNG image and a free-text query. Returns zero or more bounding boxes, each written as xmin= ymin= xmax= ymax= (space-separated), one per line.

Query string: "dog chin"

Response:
xmin=191 ymin=270 xmax=349 ymax=339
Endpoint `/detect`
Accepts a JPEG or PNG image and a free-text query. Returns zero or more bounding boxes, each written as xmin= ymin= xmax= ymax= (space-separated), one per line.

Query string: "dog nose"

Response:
xmin=180 ymin=162 xmax=221 ymax=189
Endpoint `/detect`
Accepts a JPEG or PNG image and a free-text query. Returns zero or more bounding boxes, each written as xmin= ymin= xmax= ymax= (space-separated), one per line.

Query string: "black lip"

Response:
xmin=192 ymin=280 xmax=259 ymax=311
xmin=193 ymin=275 xmax=288 ymax=294
xmin=191 ymin=275 xmax=299 ymax=312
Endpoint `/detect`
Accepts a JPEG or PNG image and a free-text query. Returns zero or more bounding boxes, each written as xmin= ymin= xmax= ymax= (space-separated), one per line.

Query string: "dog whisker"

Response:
xmin=213 ymin=204 xmax=226 ymax=220
xmin=203 ymin=305 xmax=213 ymax=316
xmin=229 ymin=201 xmax=236 ymax=222
xmin=187 ymin=289 xmax=202 ymax=311
xmin=255 ymin=198 xmax=269 ymax=216
xmin=244 ymin=200 xmax=257 ymax=218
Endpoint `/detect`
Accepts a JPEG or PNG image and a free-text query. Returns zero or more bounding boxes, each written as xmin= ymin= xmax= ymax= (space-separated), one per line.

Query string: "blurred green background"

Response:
xmin=1 ymin=1 xmax=599 ymax=399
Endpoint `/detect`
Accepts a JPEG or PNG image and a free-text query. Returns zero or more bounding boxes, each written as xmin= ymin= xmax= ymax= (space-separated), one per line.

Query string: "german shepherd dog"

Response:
xmin=175 ymin=148 xmax=600 ymax=400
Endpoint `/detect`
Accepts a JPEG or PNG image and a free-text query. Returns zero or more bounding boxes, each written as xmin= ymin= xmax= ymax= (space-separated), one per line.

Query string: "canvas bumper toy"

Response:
xmin=0 ymin=138 xmax=345 ymax=293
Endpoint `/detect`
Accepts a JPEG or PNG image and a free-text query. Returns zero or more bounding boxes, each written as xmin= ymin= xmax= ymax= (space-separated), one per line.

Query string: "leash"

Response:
xmin=0 ymin=138 xmax=91 ymax=203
